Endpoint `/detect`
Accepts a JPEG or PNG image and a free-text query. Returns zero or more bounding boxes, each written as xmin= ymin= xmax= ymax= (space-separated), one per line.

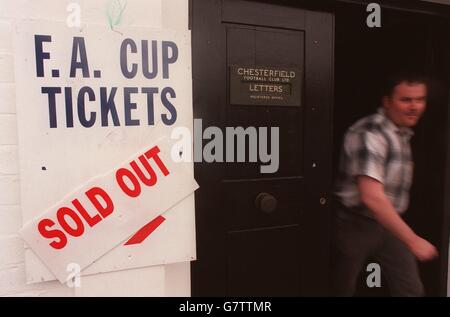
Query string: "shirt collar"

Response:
xmin=377 ymin=107 xmax=414 ymax=138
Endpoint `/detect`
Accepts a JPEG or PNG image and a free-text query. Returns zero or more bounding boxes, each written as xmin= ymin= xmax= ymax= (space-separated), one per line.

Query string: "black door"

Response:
xmin=191 ymin=0 xmax=334 ymax=296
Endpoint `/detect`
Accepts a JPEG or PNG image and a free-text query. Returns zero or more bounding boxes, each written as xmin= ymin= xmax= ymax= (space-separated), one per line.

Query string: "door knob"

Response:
xmin=255 ymin=192 xmax=277 ymax=213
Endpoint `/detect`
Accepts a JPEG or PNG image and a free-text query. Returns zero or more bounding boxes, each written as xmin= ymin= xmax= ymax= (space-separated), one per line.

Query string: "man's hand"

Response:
xmin=358 ymin=176 xmax=438 ymax=262
xmin=407 ymin=236 xmax=438 ymax=262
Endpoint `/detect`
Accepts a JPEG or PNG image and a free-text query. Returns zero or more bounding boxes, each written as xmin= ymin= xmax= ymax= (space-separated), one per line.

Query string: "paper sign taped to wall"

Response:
xmin=20 ymin=135 xmax=198 ymax=283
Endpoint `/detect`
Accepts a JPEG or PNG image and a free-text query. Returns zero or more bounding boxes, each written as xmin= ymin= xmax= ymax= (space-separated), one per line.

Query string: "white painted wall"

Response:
xmin=0 ymin=0 xmax=192 ymax=297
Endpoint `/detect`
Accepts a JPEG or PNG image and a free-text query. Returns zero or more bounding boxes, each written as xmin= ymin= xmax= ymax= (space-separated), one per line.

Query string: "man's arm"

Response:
xmin=357 ymin=175 xmax=438 ymax=262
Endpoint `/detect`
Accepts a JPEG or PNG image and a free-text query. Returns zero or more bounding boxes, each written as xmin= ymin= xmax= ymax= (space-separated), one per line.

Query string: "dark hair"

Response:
xmin=381 ymin=72 xmax=428 ymax=98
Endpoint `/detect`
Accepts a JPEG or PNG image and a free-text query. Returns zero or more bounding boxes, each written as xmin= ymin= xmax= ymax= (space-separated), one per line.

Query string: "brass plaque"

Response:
xmin=229 ymin=65 xmax=301 ymax=106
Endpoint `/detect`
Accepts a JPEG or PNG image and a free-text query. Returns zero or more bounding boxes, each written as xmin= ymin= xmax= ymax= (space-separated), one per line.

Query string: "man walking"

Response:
xmin=333 ymin=74 xmax=438 ymax=296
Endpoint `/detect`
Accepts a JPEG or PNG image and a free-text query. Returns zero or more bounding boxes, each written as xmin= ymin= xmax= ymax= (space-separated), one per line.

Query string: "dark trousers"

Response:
xmin=331 ymin=206 xmax=424 ymax=297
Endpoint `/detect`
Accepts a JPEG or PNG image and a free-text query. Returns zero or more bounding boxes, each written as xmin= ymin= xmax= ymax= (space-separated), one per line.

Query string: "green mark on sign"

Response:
xmin=106 ymin=0 xmax=127 ymax=30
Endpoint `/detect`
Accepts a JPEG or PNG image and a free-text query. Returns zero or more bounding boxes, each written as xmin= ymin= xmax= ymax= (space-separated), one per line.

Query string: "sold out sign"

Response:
xmin=20 ymin=136 xmax=199 ymax=283
xmin=38 ymin=146 xmax=168 ymax=250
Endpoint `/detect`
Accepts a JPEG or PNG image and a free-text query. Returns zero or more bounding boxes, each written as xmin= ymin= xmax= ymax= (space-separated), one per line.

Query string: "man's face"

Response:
xmin=383 ymin=81 xmax=427 ymax=128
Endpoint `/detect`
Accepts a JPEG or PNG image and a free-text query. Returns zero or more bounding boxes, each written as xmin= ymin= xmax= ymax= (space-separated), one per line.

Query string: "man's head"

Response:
xmin=382 ymin=74 xmax=428 ymax=128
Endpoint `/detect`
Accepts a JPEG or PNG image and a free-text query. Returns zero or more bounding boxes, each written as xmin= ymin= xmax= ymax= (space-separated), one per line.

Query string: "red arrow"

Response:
xmin=124 ymin=215 xmax=166 ymax=246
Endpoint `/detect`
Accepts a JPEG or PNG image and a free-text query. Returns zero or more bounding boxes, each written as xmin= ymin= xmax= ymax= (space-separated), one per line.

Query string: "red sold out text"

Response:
xmin=37 ymin=146 xmax=169 ymax=250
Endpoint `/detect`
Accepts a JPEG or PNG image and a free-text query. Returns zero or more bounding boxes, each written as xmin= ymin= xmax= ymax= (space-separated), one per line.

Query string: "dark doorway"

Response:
xmin=191 ymin=0 xmax=450 ymax=297
xmin=334 ymin=2 xmax=450 ymax=296
xmin=191 ymin=0 xmax=334 ymax=296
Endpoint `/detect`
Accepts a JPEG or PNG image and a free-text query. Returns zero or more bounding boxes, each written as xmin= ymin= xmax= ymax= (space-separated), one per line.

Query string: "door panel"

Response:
xmin=225 ymin=25 xmax=304 ymax=178
xmin=224 ymin=178 xmax=304 ymax=231
xmin=192 ymin=0 xmax=334 ymax=296
xmin=226 ymin=225 xmax=301 ymax=296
